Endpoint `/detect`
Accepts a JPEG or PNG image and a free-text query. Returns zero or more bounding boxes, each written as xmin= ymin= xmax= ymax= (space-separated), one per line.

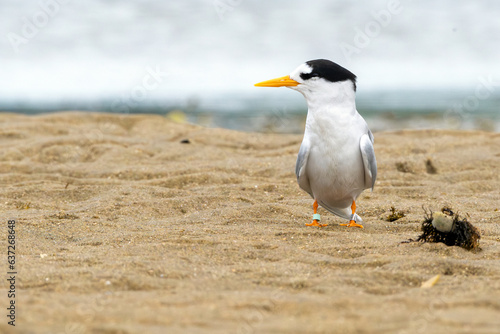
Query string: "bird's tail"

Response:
xmin=318 ymin=200 xmax=363 ymax=222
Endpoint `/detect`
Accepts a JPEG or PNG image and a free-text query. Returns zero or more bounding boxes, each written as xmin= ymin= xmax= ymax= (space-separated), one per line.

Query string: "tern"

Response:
xmin=255 ymin=59 xmax=377 ymax=228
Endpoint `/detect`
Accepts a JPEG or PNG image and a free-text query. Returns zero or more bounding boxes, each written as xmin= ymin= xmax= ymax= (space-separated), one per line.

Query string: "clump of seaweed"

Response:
xmin=386 ymin=206 xmax=406 ymax=222
xmin=46 ymin=211 xmax=80 ymax=220
xmin=425 ymin=158 xmax=438 ymax=174
xmin=409 ymin=207 xmax=480 ymax=251
xmin=395 ymin=162 xmax=414 ymax=173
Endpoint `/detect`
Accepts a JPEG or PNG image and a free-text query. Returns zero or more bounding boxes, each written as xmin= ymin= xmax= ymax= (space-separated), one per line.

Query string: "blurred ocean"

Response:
xmin=1 ymin=0 xmax=499 ymax=132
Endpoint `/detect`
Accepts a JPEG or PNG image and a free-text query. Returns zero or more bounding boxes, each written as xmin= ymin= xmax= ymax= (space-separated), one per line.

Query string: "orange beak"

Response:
xmin=254 ymin=75 xmax=299 ymax=87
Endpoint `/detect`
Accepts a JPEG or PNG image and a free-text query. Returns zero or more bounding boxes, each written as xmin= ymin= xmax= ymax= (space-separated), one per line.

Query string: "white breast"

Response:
xmin=303 ymin=106 xmax=368 ymax=208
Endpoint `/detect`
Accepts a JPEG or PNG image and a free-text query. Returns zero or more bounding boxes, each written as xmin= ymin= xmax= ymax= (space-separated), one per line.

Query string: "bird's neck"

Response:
xmin=303 ymin=81 xmax=357 ymax=119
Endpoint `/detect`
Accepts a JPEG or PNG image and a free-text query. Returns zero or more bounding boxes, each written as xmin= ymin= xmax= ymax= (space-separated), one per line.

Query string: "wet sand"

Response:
xmin=1 ymin=112 xmax=499 ymax=334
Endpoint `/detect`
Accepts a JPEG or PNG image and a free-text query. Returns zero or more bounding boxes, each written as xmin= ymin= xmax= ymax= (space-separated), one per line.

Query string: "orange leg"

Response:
xmin=306 ymin=199 xmax=328 ymax=227
xmin=340 ymin=200 xmax=364 ymax=228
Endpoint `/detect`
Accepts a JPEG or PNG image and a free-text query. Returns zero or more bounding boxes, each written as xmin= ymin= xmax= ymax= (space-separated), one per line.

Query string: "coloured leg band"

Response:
xmin=313 ymin=213 xmax=321 ymax=221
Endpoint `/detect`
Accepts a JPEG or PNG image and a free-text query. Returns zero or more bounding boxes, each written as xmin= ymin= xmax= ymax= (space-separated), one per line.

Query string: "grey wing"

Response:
xmin=360 ymin=130 xmax=377 ymax=191
xmin=295 ymin=140 xmax=313 ymax=197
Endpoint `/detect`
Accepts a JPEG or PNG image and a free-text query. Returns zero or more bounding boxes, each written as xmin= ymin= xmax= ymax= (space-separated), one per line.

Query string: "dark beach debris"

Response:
xmin=180 ymin=139 xmax=191 ymax=144
xmin=46 ymin=211 xmax=80 ymax=220
xmin=440 ymin=206 xmax=454 ymax=217
xmin=395 ymin=161 xmax=414 ymax=173
xmin=425 ymin=158 xmax=438 ymax=174
xmin=406 ymin=207 xmax=481 ymax=251
xmin=386 ymin=206 xmax=406 ymax=222
xmin=15 ymin=201 xmax=31 ymax=210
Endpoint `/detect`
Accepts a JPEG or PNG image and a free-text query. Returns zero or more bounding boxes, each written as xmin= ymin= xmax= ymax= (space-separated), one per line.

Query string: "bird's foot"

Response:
xmin=305 ymin=219 xmax=328 ymax=227
xmin=340 ymin=220 xmax=364 ymax=229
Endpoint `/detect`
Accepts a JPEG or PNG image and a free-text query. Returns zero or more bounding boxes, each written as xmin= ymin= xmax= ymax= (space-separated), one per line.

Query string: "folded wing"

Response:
xmin=360 ymin=130 xmax=377 ymax=191
xmin=295 ymin=140 xmax=312 ymax=197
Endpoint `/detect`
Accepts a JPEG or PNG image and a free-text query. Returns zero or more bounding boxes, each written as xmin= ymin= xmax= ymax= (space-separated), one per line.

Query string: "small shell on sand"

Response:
xmin=431 ymin=212 xmax=454 ymax=232
xmin=421 ymin=274 xmax=441 ymax=288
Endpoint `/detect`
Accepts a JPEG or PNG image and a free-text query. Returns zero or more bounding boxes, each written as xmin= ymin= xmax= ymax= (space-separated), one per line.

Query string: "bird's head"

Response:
xmin=255 ymin=59 xmax=357 ymax=104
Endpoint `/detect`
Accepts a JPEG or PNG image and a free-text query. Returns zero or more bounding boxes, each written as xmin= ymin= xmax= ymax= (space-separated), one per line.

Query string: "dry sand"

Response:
xmin=0 ymin=112 xmax=499 ymax=334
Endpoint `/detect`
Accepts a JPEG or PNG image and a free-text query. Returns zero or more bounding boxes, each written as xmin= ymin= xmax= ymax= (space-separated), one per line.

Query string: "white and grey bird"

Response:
xmin=255 ymin=59 xmax=377 ymax=228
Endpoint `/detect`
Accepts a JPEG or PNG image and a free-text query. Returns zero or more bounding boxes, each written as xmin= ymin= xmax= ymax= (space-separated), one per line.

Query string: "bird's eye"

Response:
xmin=299 ymin=72 xmax=320 ymax=81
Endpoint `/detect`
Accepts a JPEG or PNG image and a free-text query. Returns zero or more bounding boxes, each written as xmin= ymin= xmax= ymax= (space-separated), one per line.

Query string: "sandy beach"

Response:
xmin=1 ymin=112 xmax=499 ymax=334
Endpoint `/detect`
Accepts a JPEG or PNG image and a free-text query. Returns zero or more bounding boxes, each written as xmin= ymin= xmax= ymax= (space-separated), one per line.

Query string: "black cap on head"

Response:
xmin=300 ymin=59 xmax=357 ymax=91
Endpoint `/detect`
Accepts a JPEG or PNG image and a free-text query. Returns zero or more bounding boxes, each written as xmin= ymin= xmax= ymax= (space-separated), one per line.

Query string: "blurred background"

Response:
xmin=1 ymin=0 xmax=499 ymax=133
